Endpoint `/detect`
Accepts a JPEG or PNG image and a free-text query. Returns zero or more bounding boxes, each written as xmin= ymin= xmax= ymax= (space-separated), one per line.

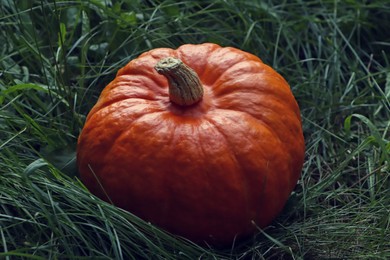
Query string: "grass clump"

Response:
xmin=1 ymin=0 xmax=389 ymax=259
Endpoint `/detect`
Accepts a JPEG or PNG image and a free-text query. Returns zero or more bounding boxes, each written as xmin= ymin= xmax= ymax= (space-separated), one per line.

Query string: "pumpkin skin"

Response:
xmin=77 ymin=43 xmax=305 ymax=246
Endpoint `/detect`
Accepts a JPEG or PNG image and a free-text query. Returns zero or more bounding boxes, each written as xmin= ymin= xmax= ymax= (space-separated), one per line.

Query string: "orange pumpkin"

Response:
xmin=77 ymin=43 xmax=305 ymax=246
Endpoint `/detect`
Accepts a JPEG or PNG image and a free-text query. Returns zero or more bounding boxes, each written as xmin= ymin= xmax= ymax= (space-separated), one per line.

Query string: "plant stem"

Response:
xmin=155 ymin=57 xmax=204 ymax=106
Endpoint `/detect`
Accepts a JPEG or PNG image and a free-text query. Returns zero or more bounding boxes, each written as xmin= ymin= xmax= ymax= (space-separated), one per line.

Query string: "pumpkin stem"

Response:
xmin=155 ymin=57 xmax=204 ymax=106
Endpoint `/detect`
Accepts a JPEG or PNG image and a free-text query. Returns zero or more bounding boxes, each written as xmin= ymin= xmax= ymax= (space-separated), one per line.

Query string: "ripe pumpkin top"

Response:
xmin=77 ymin=43 xmax=305 ymax=246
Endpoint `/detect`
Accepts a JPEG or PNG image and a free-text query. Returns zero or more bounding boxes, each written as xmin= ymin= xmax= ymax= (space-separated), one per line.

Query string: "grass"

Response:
xmin=1 ymin=0 xmax=389 ymax=259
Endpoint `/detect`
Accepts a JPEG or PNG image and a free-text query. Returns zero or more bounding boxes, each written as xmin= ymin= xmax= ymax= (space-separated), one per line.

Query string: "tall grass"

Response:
xmin=1 ymin=0 xmax=389 ymax=259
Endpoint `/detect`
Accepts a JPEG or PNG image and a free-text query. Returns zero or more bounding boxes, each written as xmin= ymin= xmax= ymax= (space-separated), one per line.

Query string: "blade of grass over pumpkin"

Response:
xmin=1 ymin=0 xmax=389 ymax=259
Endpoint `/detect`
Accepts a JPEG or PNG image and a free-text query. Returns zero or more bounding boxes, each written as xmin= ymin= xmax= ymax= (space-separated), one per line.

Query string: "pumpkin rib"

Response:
xmin=176 ymin=44 xmax=220 ymax=79
xmin=201 ymin=60 xmax=263 ymax=87
xmin=118 ymin=49 xmax=174 ymax=78
xmin=199 ymin=48 xmax=263 ymax=85
xmin=213 ymin=81 xmax=302 ymax=129
xmin=97 ymin=113 xmax=180 ymax=197
xmin=94 ymin=87 xmax=159 ymax=111
xmin=200 ymin=119 xmax=253 ymax=232
xmin=214 ymin=88 xmax=297 ymax=112
xmin=95 ymin=112 xmax=179 ymax=208
xmin=216 ymin=60 xmax=265 ymax=81
xmin=115 ymin=60 xmax=169 ymax=94
xmin=210 ymin=108 xmax=291 ymax=157
xmin=146 ymin=48 xmax=177 ymax=62
xmin=212 ymin=73 xmax=295 ymax=106
xmin=103 ymin=111 xmax=168 ymax=158
xmin=86 ymin=98 xmax=165 ymax=125
xmin=207 ymin=46 xmax=262 ymax=66
xmin=201 ymin=116 xmax=254 ymax=220
xmin=204 ymin=112 xmax=278 ymax=218
xmin=81 ymin=103 xmax=166 ymax=160
xmin=165 ymin=122 xmax=218 ymax=223
xmin=223 ymin=47 xmax=263 ymax=63
xmin=215 ymin=93 xmax=301 ymax=134
xmin=113 ymin=74 xmax=168 ymax=94
xmin=206 ymin=111 xmax=293 ymax=226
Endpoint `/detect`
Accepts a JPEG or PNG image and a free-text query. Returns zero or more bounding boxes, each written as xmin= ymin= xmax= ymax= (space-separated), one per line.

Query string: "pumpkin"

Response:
xmin=77 ymin=43 xmax=305 ymax=246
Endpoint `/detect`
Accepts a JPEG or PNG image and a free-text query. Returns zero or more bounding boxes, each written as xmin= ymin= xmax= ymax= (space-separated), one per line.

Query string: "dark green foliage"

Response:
xmin=1 ymin=0 xmax=389 ymax=259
